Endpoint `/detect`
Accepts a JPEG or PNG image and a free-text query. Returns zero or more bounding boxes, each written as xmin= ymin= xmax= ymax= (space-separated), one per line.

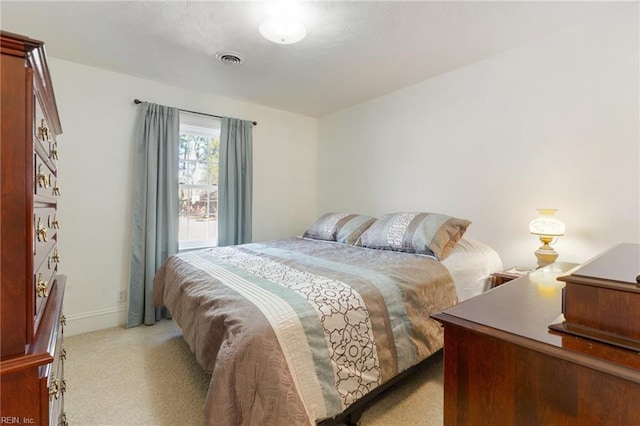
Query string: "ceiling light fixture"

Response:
xmin=259 ymin=1 xmax=306 ymax=45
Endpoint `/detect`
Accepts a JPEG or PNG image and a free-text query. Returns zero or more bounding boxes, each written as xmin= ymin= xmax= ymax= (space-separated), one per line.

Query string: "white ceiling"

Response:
xmin=1 ymin=1 xmax=631 ymax=117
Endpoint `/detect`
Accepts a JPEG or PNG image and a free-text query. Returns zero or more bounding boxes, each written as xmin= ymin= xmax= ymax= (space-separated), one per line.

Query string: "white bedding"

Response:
xmin=441 ymin=237 xmax=503 ymax=301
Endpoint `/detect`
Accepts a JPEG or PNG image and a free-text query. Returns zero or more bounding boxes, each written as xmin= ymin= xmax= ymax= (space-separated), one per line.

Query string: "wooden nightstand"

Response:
xmin=491 ymin=266 xmax=535 ymax=287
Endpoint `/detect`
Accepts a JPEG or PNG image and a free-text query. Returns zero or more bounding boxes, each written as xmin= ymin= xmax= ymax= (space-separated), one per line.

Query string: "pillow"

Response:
xmin=357 ymin=212 xmax=471 ymax=260
xmin=303 ymin=213 xmax=376 ymax=244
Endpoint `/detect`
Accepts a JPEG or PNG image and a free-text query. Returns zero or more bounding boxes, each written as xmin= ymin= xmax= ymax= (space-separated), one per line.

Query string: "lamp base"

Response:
xmin=534 ymin=244 xmax=559 ymax=268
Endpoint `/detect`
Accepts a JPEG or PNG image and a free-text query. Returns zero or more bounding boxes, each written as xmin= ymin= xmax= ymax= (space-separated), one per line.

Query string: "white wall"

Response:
xmin=51 ymin=59 xmax=318 ymax=336
xmin=318 ymin=8 xmax=639 ymax=269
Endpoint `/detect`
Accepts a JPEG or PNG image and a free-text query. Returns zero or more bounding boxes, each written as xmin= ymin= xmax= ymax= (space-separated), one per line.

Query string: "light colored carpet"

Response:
xmin=64 ymin=319 xmax=443 ymax=425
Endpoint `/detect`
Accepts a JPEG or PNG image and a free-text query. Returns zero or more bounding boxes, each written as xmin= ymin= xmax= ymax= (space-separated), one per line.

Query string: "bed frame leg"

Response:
xmin=344 ymin=411 xmax=362 ymax=426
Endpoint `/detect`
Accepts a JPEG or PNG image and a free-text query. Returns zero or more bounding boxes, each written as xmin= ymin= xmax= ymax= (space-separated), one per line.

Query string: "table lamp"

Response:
xmin=529 ymin=209 xmax=565 ymax=268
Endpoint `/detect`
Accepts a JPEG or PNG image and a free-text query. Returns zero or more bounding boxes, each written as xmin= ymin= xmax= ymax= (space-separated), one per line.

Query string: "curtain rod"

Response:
xmin=133 ymin=99 xmax=257 ymax=126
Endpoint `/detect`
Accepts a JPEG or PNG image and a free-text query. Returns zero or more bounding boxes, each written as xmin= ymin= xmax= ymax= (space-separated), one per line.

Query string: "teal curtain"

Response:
xmin=218 ymin=117 xmax=253 ymax=246
xmin=128 ymin=102 xmax=179 ymax=327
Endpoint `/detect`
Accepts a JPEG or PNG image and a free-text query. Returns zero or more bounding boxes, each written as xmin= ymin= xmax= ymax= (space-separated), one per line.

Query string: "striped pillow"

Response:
xmin=303 ymin=213 xmax=376 ymax=244
xmin=357 ymin=212 xmax=471 ymax=260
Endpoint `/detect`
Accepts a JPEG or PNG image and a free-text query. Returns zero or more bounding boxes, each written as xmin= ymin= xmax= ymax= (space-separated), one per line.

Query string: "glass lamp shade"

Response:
xmin=529 ymin=209 xmax=565 ymax=268
xmin=259 ymin=18 xmax=306 ymax=44
xmin=529 ymin=209 xmax=565 ymax=236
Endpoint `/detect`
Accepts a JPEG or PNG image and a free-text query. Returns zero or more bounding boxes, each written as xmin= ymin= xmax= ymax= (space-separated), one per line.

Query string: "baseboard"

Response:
xmin=64 ymin=306 xmax=127 ymax=336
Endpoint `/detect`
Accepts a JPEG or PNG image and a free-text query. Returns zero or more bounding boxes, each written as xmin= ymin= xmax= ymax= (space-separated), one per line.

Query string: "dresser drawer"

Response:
xmin=47 ymin=361 xmax=63 ymax=426
xmin=34 ymin=153 xmax=58 ymax=199
xmin=34 ymin=93 xmax=59 ymax=164
xmin=34 ymin=237 xmax=57 ymax=275
xmin=34 ymin=208 xmax=58 ymax=255
xmin=34 ymin=254 xmax=58 ymax=329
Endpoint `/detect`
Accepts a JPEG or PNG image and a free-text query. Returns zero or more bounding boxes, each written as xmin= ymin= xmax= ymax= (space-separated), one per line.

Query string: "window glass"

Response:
xmin=178 ymin=112 xmax=220 ymax=250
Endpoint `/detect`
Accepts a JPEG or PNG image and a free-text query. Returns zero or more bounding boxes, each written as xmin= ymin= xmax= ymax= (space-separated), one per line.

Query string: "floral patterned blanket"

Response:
xmin=153 ymin=237 xmax=456 ymax=425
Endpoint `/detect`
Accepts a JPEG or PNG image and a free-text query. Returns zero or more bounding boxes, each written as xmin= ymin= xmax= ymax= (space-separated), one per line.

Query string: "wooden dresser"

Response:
xmin=433 ymin=262 xmax=640 ymax=425
xmin=0 ymin=31 xmax=67 ymax=425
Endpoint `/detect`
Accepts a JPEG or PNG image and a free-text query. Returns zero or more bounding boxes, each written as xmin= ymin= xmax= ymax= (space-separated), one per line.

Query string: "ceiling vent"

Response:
xmin=215 ymin=51 xmax=244 ymax=65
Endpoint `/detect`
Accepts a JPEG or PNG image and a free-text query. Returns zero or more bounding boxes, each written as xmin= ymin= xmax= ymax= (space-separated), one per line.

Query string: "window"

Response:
xmin=178 ymin=112 xmax=221 ymax=250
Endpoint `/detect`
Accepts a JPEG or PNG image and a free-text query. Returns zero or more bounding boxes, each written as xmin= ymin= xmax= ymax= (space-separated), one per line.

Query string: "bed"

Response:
xmin=153 ymin=213 xmax=502 ymax=425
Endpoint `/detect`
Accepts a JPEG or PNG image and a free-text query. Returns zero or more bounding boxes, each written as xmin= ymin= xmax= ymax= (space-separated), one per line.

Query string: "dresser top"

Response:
xmin=436 ymin=263 xmax=576 ymax=346
xmin=433 ymin=262 xmax=640 ymax=378
xmin=570 ymin=243 xmax=640 ymax=285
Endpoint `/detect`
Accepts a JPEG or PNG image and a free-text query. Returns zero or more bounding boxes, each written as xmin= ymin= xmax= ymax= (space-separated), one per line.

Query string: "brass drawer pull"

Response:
xmin=50 ymin=142 xmax=58 ymax=160
xmin=38 ymin=119 xmax=51 ymax=142
xmin=50 ymin=214 xmax=60 ymax=229
xmin=52 ymin=248 xmax=60 ymax=264
xmin=60 ymin=346 xmax=67 ymax=361
xmin=36 ymin=273 xmax=48 ymax=297
xmin=37 ymin=164 xmax=49 ymax=188
xmin=36 ymin=217 xmax=48 ymax=242
xmin=52 ymin=182 xmax=61 ymax=196
xmin=60 ymin=314 xmax=67 ymax=327
xmin=48 ymin=378 xmax=59 ymax=399
xmin=60 ymin=413 xmax=68 ymax=426
xmin=60 ymin=379 xmax=66 ymax=395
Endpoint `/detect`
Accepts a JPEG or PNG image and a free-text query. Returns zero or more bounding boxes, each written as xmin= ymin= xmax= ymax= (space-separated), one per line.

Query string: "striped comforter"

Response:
xmin=153 ymin=237 xmax=457 ymax=425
